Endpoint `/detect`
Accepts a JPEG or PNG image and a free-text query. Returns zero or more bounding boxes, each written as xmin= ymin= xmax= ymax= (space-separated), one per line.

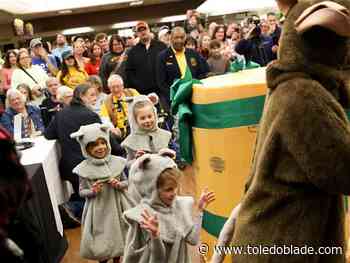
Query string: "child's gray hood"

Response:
xmin=70 ymin=123 xmax=112 ymax=162
xmin=128 ymin=150 xmax=177 ymax=203
xmin=122 ymin=95 xmax=171 ymax=152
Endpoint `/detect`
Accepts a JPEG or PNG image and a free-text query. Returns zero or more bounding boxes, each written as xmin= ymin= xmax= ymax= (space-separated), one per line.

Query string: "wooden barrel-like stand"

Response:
xmin=192 ymin=68 xmax=267 ymax=262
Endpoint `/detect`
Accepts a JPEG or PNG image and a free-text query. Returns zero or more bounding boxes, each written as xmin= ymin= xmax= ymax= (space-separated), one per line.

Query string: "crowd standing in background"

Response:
xmin=0 ymin=11 xmax=282 ymax=112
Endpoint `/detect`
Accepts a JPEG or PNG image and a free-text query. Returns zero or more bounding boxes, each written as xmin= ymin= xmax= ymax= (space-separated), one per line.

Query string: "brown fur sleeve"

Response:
xmin=275 ymin=78 xmax=350 ymax=195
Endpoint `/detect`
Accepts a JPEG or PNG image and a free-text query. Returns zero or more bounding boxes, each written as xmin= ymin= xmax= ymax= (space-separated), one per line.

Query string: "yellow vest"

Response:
xmin=100 ymin=89 xmax=139 ymax=137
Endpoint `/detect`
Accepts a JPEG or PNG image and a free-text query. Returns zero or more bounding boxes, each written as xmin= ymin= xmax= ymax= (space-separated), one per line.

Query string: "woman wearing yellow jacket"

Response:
xmin=57 ymin=50 xmax=88 ymax=89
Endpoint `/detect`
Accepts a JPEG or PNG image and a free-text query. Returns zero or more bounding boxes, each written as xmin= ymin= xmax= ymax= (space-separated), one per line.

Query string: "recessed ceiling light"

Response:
xmin=159 ymin=15 xmax=187 ymax=23
xmin=62 ymin=27 xmax=94 ymax=35
xmin=129 ymin=0 xmax=143 ymax=6
xmin=111 ymin=21 xmax=137 ymax=29
xmin=58 ymin=10 xmax=73 ymax=14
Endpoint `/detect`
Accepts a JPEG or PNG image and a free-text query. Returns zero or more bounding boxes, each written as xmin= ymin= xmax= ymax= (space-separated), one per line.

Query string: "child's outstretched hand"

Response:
xmin=135 ymin=150 xmax=147 ymax=159
xmin=92 ymin=181 xmax=103 ymax=194
xmin=140 ymin=209 xmax=160 ymax=239
xmin=198 ymin=187 xmax=216 ymax=212
xmin=109 ymin=178 xmax=120 ymax=189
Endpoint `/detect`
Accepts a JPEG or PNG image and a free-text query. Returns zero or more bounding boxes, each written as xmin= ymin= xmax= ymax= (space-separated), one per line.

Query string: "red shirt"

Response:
xmin=84 ymin=58 xmax=101 ymax=75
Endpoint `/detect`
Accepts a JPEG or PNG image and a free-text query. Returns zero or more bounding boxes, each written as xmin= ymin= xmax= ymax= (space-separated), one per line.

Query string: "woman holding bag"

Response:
xmin=11 ymin=49 xmax=49 ymax=105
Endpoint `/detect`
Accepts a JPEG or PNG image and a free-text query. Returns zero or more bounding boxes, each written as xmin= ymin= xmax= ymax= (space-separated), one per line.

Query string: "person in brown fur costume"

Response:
xmin=213 ymin=0 xmax=350 ymax=262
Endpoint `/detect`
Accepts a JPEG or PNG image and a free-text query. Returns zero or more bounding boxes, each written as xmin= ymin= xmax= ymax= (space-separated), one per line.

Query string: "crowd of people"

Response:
xmin=0 ymin=10 xmax=282 ymax=135
xmin=0 ymin=9 xmax=284 ymax=263
xmin=0 ymin=10 xmax=283 ymax=170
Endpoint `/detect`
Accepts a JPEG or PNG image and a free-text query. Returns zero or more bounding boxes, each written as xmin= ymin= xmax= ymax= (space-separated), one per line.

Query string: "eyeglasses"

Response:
xmin=47 ymin=83 xmax=59 ymax=87
xmin=137 ymin=27 xmax=147 ymax=32
xmin=110 ymin=84 xmax=123 ymax=89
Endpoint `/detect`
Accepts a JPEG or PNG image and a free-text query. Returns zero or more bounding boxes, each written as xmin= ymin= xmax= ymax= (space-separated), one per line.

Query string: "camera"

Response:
xmin=247 ymin=15 xmax=262 ymax=39
xmin=247 ymin=15 xmax=261 ymax=26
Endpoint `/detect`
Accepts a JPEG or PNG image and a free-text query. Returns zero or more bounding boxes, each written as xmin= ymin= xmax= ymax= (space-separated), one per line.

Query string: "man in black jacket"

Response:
xmin=125 ymin=21 xmax=167 ymax=96
xmin=156 ymin=26 xmax=209 ymax=112
xmin=40 ymin=77 xmax=62 ymax=127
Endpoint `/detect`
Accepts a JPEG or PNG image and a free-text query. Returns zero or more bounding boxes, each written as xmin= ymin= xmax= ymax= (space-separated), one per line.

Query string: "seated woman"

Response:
xmin=17 ymin=83 xmax=35 ymax=105
xmin=86 ymin=75 xmax=107 ymax=115
xmin=0 ymin=89 xmax=44 ymax=138
xmin=11 ymin=49 xmax=49 ymax=105
xmin=56 ymin=50 xmax=88 ymax=90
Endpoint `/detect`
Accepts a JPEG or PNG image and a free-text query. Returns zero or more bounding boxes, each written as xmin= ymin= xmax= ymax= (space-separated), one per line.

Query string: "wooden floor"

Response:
xmin=61 ymin=166 xmax=200 ymax=263
xmin=61 ymin=227 xmax=94 ymax=263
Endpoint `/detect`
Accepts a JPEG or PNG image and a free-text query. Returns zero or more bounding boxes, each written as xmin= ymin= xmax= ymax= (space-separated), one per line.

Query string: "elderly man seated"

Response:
xmin=40 ymin=77 xmax=63 ymax=127
xmin=57 ymin=85 xmax=74 ymax=107
xmin=99 ymin=74 xmax=139 ymax=139
xmin=0 ymin=89 xmax=44 ymax=138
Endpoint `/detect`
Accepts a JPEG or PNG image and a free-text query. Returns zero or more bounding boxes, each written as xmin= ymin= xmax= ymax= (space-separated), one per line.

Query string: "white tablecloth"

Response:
xmin=20 ymin=136 xmax=73 ymax=236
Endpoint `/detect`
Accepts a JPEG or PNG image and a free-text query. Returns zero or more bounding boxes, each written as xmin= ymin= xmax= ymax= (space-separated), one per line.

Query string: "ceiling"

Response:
xmin=0 ymin=0 xmax=181 ymax=24
xmin=197 ymin=0 xmax=277 ymax=16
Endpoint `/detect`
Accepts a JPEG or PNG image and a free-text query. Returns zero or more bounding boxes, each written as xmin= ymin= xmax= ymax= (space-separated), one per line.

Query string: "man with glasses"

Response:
xmin=125 ymin=21 xmax=167 ymax=96
xmin=100 ymin=74 xmax=139 ymax=139
xmin=40 ymin=77 xmax=63 ymax=127
xmin=30 ymin=38 xmax=58 ymax=76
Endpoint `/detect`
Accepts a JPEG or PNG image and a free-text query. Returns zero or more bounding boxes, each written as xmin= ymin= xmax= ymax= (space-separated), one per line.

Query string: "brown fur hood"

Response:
xmin=267 ymin=0 xmax=350 ymax=108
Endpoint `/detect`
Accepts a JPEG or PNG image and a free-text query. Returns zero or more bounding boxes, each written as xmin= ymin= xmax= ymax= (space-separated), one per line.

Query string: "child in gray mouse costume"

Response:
xmin=71 ymin=123 xmax=135 ymax=263
xmin=127 ymin=148 xmax=176 ymax=204
xmin=121 ymin=95 xmax=172 ymax=166
xmin=122 ymin=151 xmax=216 ymax=263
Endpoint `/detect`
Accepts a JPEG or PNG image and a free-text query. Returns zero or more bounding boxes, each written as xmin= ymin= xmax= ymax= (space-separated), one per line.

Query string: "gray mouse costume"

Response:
xmin=122 ymin=153 xmax=203 ymax=263
xmin=121 ymin=95 xmax=171 ymax=165
xmin=71 ymin=123 xmax=135 ymax=261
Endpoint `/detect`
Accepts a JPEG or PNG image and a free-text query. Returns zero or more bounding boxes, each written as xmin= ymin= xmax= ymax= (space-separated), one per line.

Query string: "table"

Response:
xmin=20 ymin=136 xmax=73 ymax=263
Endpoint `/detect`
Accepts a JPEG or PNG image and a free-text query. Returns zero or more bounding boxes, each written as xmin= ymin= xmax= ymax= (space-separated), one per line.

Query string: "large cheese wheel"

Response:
xmin=192 ymin=68 xmax=267 ymax=262
xmin=192 ymin=67 xmax=349 ymax=262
